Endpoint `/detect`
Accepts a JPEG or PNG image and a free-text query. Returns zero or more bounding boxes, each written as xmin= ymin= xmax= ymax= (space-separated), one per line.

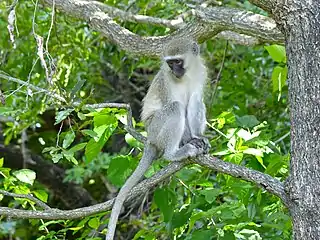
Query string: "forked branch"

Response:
xmin=41 ymin=0 xmax=283 ymax=56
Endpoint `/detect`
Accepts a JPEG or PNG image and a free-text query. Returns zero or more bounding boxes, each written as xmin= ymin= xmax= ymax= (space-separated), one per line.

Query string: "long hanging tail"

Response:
xmin=105 ymin=143 xmax=157 ymax=240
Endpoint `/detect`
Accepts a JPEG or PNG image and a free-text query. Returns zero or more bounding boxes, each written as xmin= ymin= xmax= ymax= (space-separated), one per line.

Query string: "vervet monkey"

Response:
xmin=106 ymin=37 xmax=210 ymax=240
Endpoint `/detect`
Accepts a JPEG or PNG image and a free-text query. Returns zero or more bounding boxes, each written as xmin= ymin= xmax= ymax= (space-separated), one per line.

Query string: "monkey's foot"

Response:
xmin=188 ymin=137 xmax=211 ymax=154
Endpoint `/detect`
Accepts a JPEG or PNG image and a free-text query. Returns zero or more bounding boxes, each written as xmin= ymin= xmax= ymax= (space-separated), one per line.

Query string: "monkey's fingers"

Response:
xmin=188 ymin=137 xmax=210 ymax=154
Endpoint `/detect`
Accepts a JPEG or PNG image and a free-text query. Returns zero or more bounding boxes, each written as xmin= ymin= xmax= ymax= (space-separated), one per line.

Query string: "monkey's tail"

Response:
xmin=105 ymin=143 xmax=157 ymax=240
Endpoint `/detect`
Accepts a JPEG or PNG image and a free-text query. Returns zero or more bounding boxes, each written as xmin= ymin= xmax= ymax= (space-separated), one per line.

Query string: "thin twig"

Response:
xmin=45 ymin=0 xmax=55 ymax=52
xmin=274 ymin=132 xmax=290 ymax=144
xmin=0 ymin=72 xmax=66 ymax=102
xmin=21 ymin=130 xmax=36 ymax=167
xmin=212 ymin=41 xmax=228 ymax=85
xmin=0 ymin=190 xmax=50 ymax=210
xmin=208 ymin=40 xmax=228 ymax=115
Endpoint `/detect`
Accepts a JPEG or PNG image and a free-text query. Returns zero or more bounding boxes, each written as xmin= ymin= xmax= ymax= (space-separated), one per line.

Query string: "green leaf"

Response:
xmin=81 ymin=129 xmax=98 ymax=138
xmin=71 ymin=77 xmax=86 ymax=98
xmin=0 ymin=157 xmax=3 ymax=168
xmin=77 ymin=112 xmax=86 ymax=120
xmin=265 ymin=154 xmax=285 ymax=176
xmin=13 ymin=169 xmax=36 ymax=185
xmin=243 ymin=148 xmax=264 ymax=157
xmin=88 ymin=218 xmax=100 ymax=229
xmin=85 ymin=132 xmax=108 ymax=162
xmin=237 ymin=229 xmax=262 ymax=240
xmin=63 ymin=131 xmax=75 ymax=148
xmin=42 ymin=147 xmax=58 ymax=153
xmin=188 ymin=212 xmax=207 ymax=234
xmin=65 ymin=154 xmax=79 ymax=165
xmin=69 ymin=226 xmax=84 ymax=231
xmin=93 ymin=124 xmax=109 ymax=141
xmin=0 ymin=107 xmax=14 ymax=114
xmin=272 ymin=66 xmax=287 ymax=93
xmin=256 ymin=156 xmax=266 ymax=168
xmin=125 ymin=132 xmax=145 ymax=148
xmin=93 ymin=114 xmax=117 ymax=128
xmin=107 ymin=155 xmax=135 ymax=186
xmin=247 ymin=203 xmax=256 ymax=220
xmin=52 ymin=153 xmax=63 ymax=163
xmin=213 ymin=149 xmax=231 ymax=156
xmin=225 ymin=153 xmax=243 ymax=164
xmin=191 ymin=229 xmax=215 ymax=240
xmin=33 ymin=190 xmax=48 ymax=203
xmin=55 ymin=109 xmax=74 ymax=125
xmin=67 ymin=142 xmax=87 ymax=153
xmin=236 ymin=115 xmax=260 ymax=128
xmin=265 ymin=45 xmax=286 ymax=63
xmin=237 ymin=129 xmax=261 ymax=141
xmin=171 ymin=208 xmax=192 ymax=229
xmin=154 ymin=187 xmax=176 ymax=222
xmin=199 ymin=189 xmax=220 ymax=204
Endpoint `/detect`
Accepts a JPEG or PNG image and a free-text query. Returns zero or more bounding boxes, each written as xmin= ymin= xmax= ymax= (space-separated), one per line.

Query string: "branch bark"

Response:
xmin=0 ymin=152 xmax=287 ymax=219
xmin=41 ymin=0 xmax=283 ymax=56
xmin=0 ymin=145 xmax=96 ymax=209
xmin=0 ymin=160 xmax=190 ymax=219
xmin=248 ymin=0 xmax=276 ymax=13
xmin=0 ymin=189 xmax=50 ymax=210
xmin=279 ymin=1 xmax=320 ymax=239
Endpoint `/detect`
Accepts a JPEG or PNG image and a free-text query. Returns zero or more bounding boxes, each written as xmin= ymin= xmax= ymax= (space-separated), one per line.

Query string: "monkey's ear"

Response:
xmin=192 ymin=42 xmax=199 ymax=55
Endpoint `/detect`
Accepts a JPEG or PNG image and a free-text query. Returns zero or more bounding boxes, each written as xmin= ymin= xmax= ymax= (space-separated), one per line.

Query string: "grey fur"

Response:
xmin=106 ymin=37 xmax=210 ymax=240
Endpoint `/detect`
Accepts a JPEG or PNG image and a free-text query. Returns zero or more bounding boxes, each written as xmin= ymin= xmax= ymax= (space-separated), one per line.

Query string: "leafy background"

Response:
xmin=0 ymin=0 xmax=290 ymax=239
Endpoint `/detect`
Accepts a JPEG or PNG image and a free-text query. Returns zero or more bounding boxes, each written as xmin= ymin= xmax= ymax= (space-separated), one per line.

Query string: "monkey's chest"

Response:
xmin=172 ymin=85 xmax=189 ymax=105
xmin=170 ymin=81 xmax=199 ymax=107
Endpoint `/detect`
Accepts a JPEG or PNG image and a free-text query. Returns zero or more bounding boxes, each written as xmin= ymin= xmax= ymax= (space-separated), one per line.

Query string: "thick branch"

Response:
xmin=79 ymin=0 xmax=185 ymax=28
xmin=248 ymin=0 xmax=276 ymax=13
xmin=0 ymin=152 xmax=288 ymax=219
xmin=0 ymin=160 xmax=190 ymax=219
xmin=41 ymin=0 xmax=283 ymax=56
xmin=195 ymin=6 xmax=283 ymax=43
xmin=194 ymin=155 xmax=289 ymax=206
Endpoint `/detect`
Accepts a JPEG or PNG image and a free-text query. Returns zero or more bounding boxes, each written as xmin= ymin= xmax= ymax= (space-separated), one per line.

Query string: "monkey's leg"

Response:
xmin=187 ymin=92 xmax=207 ymax=136
xmin=186 ymin=93 xmax=211 ymax=153
xmin=148 ymin=101 xmax=205 ymax=161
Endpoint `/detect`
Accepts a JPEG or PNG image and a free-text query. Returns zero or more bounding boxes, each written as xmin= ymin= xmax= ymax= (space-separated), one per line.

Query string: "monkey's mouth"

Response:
xmin=172 ymin=68 xmax=185 ymax=78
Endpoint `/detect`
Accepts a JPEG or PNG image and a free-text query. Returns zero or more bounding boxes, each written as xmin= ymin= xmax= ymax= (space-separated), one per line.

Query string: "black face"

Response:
xmin=166 ymin=58 xmax=185 ymax=78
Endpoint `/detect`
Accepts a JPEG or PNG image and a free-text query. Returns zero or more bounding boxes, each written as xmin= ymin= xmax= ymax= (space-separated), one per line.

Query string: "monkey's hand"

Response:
xmin=188 ymin=137 xmax=211 ymax=154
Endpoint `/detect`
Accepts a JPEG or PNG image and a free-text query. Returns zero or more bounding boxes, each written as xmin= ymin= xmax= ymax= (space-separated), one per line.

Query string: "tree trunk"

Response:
xmin=281 ymin=1 xmax=320 ymax=239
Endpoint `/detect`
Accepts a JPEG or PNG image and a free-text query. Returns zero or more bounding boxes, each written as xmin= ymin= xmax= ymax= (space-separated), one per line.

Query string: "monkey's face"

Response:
xmin=166 ymin=58 xmax=186 ymax=78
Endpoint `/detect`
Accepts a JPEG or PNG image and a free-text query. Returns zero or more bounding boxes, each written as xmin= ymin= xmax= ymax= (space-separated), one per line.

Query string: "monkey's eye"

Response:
xmin=174 ymin=59 xmax=183 ymax=65
xmin=166 ymin=59 xmax=183 ymax=68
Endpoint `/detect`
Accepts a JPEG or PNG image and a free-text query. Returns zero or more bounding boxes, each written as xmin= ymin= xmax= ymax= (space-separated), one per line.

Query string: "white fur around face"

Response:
xmin=169 ymin=56 xmax=207 ymax=106
xmin=141 ymin=54 xmax=207 ymax=122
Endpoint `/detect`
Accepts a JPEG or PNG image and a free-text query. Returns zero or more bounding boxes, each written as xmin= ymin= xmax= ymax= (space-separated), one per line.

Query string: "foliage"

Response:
xmin=0 ymin=0 xmax=290 ymax=239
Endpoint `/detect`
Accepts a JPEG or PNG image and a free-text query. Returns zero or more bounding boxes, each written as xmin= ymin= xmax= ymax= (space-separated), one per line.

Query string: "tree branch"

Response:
xmin=195 ymin=6 xmax=283 ymax=43
xmin=248 ymin=0 xmax=276 ymax=13
xmin=0 ymin=152 xmax=288 ymax=220
xmin=76 ymin=0 xmax=185 ymax=29
xmin=194 ymin=155 xmax=289 ymax=206
xmin=1 ymin=72 xmax=287 ymax=209
xmin=0 ymin=160 xmax=190 ymax=219
xmin=1 ymin=72 xmax=146 ymax=143
xmin=41 ymin=0 xmax=283 ymax=56
xmin=0 ymin=72 xmax=66 ymax=103
xmin=0 ymin=189 xmax=51 ymax=210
